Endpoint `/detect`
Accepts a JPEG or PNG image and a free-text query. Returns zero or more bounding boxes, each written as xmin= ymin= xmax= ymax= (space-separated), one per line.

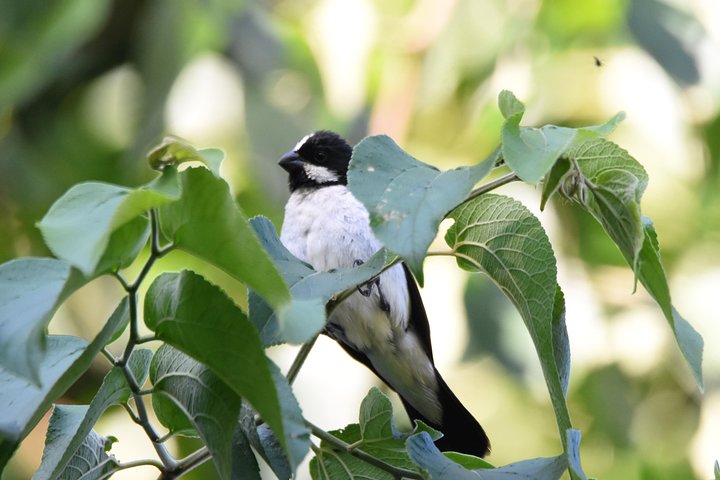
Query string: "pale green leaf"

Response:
xmin=147 ymin=136 xmax=224 ymax=176
xmin=348 ymin=135 xmax=495 ymax=284
xmin=37 ymin=168 xmax=180 ymax=275
xmin=249 ymin=216 xmax=386 ymax=345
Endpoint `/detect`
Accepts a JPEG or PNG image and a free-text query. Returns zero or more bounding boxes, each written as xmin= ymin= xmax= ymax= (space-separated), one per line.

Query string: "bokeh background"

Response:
xmin=1 ymin=0 xmax=719 ymax=478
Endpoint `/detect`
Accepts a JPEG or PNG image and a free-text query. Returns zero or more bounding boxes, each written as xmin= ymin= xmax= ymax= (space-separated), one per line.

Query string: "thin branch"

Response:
xmin=286 ymin=336 xmax=318 ymax=385
xmin=307 ymin=421 xmax=424 ymax=480
xmin=115 ymin=458 xmax=164 ymax=472
xmin=425 ymin=250 xmax=455 ymax=257
xmin=176 ymin=447 xmax=211 ymax=473
xmin=464 ymin=172 xmax=520 ymax=204
xmin=136 ymin=335 xmax=158 ymax=344
xmin=101 ymin=347 xmax=117 ymax=365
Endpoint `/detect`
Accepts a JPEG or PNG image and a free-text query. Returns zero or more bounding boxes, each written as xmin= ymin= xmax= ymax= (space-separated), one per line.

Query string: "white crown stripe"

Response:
xmin=294 ymin=133 xmax=314 ymax=152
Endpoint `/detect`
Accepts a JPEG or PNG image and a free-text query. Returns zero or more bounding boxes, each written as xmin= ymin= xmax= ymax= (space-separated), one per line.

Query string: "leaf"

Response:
xmin=552 ymin=286 xmax=571 ymax=397
xmin=238 ymin=403 xmax=291 ymax=480
xmin=150 ymin=344 xmax=242 ymax=480
xmin=540 ymin=158 xmax=571 ymax=211
xmin=498 ymin=90 xmax=624 ymax=184
xmin=566 ymin=429 xmax=587 ymax=480
xmin=230 ymin=420 xmax=261 ymax=480
xmin=445 ymin=194 xmax=572 ymax=447
xmin=0 ymin=299 xmax=127 ymax=470
xmin=147 ymin=135 xmax=224 ymax=176
xmin=144 ymin=270 xmax=310 ymax=471
xmin=0 ymin=257 xmax=83 ymax=382
xmin=249 ymin=216 xmax=387 ymax=345
xmin=34 ymin=348 xmax=151 ymax=480
xmin=310 ymin=388 xmax=438 ymax=480
xmin=94 ymin=216 xmax=150 ymax=275
xmin=159 ymin=167 xmax=291 ymax=310
xmin=714 ymin=460 xmax=719 ymax=480
xmin=348 ymin=135 xmax=495 ymax=284
xmin=37 ymin=168 xmax=181 ymax=275
xmin=407 ymin=432 xmax=567 ymax=480
xmin=551 ymin=139 xmax=703 ymax=389
xmin=44 ymin=407 xmax=119 ymax=480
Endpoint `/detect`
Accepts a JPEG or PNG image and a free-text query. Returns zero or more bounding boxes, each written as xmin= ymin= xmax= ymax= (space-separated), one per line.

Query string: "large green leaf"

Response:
xmin=0 ymin=298 xmax=128 ymax=470
xmin=445 ymin=195 xmax=572 ymax=447
xmin=407 ymin=432 xmax=567 ymax=480
xmin=547 ymin=139 xmax=703 ymax=389
xmin=310 ymin=388 xmax=439 ymax=480
xmin=0 ymin=258 xmax=83 ymax=382
xmin=348 ymin=135 xmax=495 ymax=284
xmin=249 ymin=216 xmax=387 ymax=345
xmin=37 ymin=168 xmax=180 ymax=275
xmin=499 ymin=90 xmax=624 ymax=184
xmin=159 ymin=167 xmax=291 ymax=309
xmin=150 ymin=344 xmax=243 ymax=480
xmin=238 ymin=402 xmax=289 ymax=480
xmin=39 ymin=406 xmax=119 ymax=480
xmin=34 ymin=349 xmax=151 ymax=480
xmin=144 ymin=270 xmax=310 ymax=471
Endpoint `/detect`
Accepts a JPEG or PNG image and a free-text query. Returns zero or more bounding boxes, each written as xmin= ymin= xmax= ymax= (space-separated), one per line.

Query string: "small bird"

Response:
xmin=278 ymin=130 xmax=490 ymax=457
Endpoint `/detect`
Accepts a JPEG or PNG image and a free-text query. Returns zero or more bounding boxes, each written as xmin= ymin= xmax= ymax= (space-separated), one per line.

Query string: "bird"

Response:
xmin=277 ymin=130 xmax=490 ymax=457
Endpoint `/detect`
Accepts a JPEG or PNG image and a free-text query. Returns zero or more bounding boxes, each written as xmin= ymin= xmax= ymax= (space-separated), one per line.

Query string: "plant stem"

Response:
xmin=287 ymin=335 xmax=319 ymax=385
xmin=464 ymin=172 xmax=520 ymax=203
xmin=307 ymin=421 xmax=424 ymax=480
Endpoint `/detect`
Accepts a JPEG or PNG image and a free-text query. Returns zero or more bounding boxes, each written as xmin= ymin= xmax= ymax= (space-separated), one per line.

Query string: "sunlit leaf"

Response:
xmin=150 ymin=344 xmax=242 ymax=480
xmin=144 ymin=270 xmax=310 ymax=471
xmin=159 ymin=167 xmax=291 ymax=310
xmin=348 ymin=135 xmax=495 ymax=284
xmin=147 ymin=136 xmax=224 ymax=176
xmin=499 ymin=90 xmax=624 ymax=184
xmin=249 ymin=216 xmax=386 ymax=345
xmin=445 ymin=194 xmax=572 ymax=446
xmin=34 ymin=348 xmax=151 ymax=480
xmin=37 ymin=168 xmax=180 ymax=275
xmin=0 ymin=258 xmax=83 ymax=382
xmin=0 ymin=299 xmax=128 ymax=470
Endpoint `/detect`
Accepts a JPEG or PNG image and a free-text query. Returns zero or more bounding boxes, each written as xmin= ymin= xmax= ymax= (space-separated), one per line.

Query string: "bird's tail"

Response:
xmin=400 ymin=369 xmax=490 ymax=457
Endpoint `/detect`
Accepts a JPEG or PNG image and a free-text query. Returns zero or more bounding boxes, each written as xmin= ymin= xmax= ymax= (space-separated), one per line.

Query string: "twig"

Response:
xmin=287 ymin=336 xmax=319 ymax=385
xmin=307 ymin=421 xmax=424 ymax=479
xmin=464 ymin=172 xmax=520 ymax=204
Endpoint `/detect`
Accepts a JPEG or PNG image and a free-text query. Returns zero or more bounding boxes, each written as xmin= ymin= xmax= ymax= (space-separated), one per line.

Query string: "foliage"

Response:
xmin=0 ymin=91 xmax=704 ymax=479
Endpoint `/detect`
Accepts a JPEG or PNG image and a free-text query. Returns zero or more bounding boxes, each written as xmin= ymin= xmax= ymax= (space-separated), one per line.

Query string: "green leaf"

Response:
xmin=144 ymin=270 xmax=310 ymax=471
xmin=238 ymin=403 xmax=290 ymax=480
xmin=445 ymin=194 xmax=572 ymax=448
xmin=498 ymin=90 xmax=624 ymax=184
xmin=147 ymin=136 xmax=224 ymax=176
xmin=230 ymin=419 xmax=261 ymax=480
xmin=407 ymin=432 xmax=567 ymax=480
xmin=34 ymin=348 xmax=151 ymax=480
xmin=443 ymin=452 xmax=494 ymax=470
xmin=552 ymin=139 xmax=703 ymax=389
xmin=0 ymin=299 xmax=127 ymax=470
xmin=348 ymin=135 xmax=495 ymax=284
xmin=0 ymin=257 xmax=84 ymax=382
xmin=249 ymin=216 xmax=387 ymax=345
xmin=714 ymin=460 xmax=719 ymax=480
xmin=37 ymin=168 xmax=180 ymax=275
xmin=94 ymin=216 xmax=150 ymax=274
xmin=150 ymin=344 xmax=242 ymax=480
xmin=540 ymin=158 xmax=571 ymax=211
xmin=310 ymin=388 xmax=437 ymax=480
xmin=552 ymin=286 xmax=571 ymax=397
xmin=42 ymin=407 xmax=119 ymax=480
xmin=159 ymin=167 xmax=291 ymax=309
xmin=566 ymin=429 xmax=587 ymax=480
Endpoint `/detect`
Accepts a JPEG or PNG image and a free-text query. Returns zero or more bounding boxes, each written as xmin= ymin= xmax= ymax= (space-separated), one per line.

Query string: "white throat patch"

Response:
xmin=303 ymin=163 xmax=340 ymax=183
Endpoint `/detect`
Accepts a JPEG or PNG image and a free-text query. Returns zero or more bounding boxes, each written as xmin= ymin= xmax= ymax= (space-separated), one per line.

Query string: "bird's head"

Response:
xmin=278 ymin=130 xmax=352 ymax=192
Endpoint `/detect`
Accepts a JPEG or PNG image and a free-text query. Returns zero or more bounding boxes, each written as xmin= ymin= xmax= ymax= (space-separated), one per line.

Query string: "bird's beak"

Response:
xmin=279 ymin=151 xmax=303 ymax=172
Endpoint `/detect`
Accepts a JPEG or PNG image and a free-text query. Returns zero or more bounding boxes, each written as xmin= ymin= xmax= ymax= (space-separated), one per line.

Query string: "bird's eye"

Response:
xmin=316 ymin=151 xmax=327 ymax=163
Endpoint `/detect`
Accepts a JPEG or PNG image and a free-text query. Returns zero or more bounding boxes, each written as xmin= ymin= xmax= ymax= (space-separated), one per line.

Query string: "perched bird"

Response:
xmin=278 ymin=130 xmax=490 ymax=457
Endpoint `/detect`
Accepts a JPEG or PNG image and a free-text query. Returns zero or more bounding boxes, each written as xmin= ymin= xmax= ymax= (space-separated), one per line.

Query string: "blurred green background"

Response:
xmin=1 ymin=0 xmax=719 ymax=479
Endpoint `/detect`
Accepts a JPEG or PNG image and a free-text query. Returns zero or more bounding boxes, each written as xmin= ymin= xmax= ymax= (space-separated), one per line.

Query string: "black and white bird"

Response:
xmin=278 ymin=130 xmax=490 ymax=457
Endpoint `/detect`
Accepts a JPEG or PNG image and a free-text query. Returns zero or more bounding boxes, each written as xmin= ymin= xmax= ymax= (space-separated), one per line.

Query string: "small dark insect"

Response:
xmin=593 ymin=56 xmax=604 ymax=67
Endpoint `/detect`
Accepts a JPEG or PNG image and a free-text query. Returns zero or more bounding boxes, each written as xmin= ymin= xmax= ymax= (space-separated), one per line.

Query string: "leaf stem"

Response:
xmin=287 ymin=335 xmax=319 ymax=385
xmin=464 ymin=172 xmax=520 ymax=203
xmin=307 ymin=421 xmax=423 ymax=480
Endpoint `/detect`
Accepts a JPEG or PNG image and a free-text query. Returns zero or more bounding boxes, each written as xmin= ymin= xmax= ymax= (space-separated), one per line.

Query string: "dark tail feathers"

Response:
xmin=401 ymin=369 xmax=490 ymax=457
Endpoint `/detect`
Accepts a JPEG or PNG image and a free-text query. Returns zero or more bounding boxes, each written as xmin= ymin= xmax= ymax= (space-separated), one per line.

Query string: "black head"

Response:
xmin=278 ymin=130 xmax=352 ymax=192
